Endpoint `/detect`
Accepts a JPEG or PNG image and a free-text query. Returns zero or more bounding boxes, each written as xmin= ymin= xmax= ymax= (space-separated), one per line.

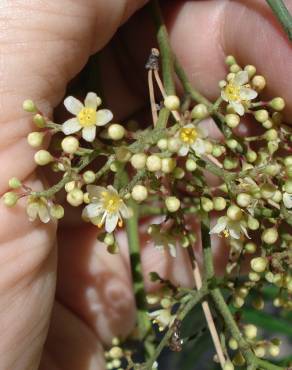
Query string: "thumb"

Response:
xmin=0 ymin=1 xmax=147 ymax=369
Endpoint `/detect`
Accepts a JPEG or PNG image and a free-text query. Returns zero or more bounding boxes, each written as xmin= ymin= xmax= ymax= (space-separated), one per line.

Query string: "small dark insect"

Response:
xmin=145 ymin=48 xmax=160 ymax=70
xmin=169 ymin=319 xmax=183 ymax=352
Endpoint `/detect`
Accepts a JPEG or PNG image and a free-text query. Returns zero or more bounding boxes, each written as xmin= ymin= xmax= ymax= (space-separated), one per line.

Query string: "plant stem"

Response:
xmin=266 ymin=0 xmax=292 ymax=40
xmin=150 ymin=0 xmax=176 ymax=95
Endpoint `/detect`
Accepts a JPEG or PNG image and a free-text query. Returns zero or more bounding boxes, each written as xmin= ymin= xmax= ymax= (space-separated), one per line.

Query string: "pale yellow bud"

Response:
xmin=83 ymin=170 xmax=96 ymax=184
xmin=244 ymin=324 xmax=257 ymax=339
xmin=225 ymin=113 xmax=240 ymax=128
xmin=3 ymin=192 xmax=18 ymax=207
xmin=67 ymin=188 xmax=84 ymax=207
xmin=261 ymin=227 xmax=278 ymax=244
xmin=191 ymin=104 xmax=209 ymax=120
xmin=213 ymin=197 xmax=226 ymax=211
xmin=167 ymin=137 xmax=181 ymax=153
xmin=227 ymin=204 xmax=242 ymax=221
xmin=269 ymin=97 xmax=285 ymax=111
xmin=34 ymin=150 xmax=53 ymax=166
xmin=244 ymin=65 xmax=256 ymax=78
xmin=165 ymin=196 xmax=180 ymax=212
xmin=157 ymin=138 xmax=168 ymax=151
xmin=50 ymin=204 xmax=64 ymax=219
xmin=61 ymin=136 xmax=79 ymax=154
xmin=146 ymin=155 xmax=161 ymax=172
xmin=251 ymin=257 xmax=268 ymax=273
xmin=236 ymin=193 xmax=251 ymax=208
xmin=131 ymin=153 xmax=147 ymax=170
xmin=108 ymin=124 xmax=125 ymax=140
xmin=185 ymin=158 xmax=197 ymax=172
xmin=254 ymin=109 xmax=269 ymax=123
xmin=23 ymin=99 xmax=37 ymax=112
xmin=131 ymin=185 xmax=148 ymax=202
xmin=27 ymin=132 xmax=45 ymax=148
xmin=161 ymin=158 xmax=176 ymax=173
xmin=164 ymin=95 xmax=180 ymax=111
xmin=252 ymin=75 xmax=266 ymax=91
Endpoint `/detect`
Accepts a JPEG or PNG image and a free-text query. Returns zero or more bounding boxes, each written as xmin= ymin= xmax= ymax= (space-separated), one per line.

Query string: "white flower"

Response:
xmin=62 ymin=92 xmax=113 ymax=142
xmin=283 ymin=192 xmax=292 ymax=209
xmin=26 ymin=196 xmax=50 ymax=223
xmin=82 ymin=185 xmax=131 ymax=233
xmin=221 ymin=71 xmax=257 ymax=116
xmin=210 ymin=216 xmax=249 ymax=239
xmin=149 ymin=308 xmax=174 ymax=331
xmin=176 ymin=123 xmax=207 ymax=157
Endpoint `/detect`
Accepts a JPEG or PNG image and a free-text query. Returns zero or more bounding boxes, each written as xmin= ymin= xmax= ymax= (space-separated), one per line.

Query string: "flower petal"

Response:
xmin=96 ymin=109 xmax=113 ymax=126
xmin=191 ymin=138 xmax=206 ymax=155
xmin=26 ymin=202 xmax=39 ymax=222
xmin=178 ymin=145 xmax=189 ymax=156
xmin=62 ymin=118 xmax=81 ymax=135
xmin=82 ymin=126 xmax=96 ymax=142
xmin=210 ymin=217 xmax=227 ymax=234
xmin=64 ymin=96 xmax=83 ymax=115
xmin=105 ymin=213 xmax=119 ymax=233
xmin=87 ymin=185 xmax=106 ymax=198
xmin=38 ymin=203 xmax=50 ymax=223
xmin=229 ymin=228 xmax=240 ymax=239
xmin=221 ymin=90 xmax=229 ymax=102
xmin=84 ymin=92 xmax=98 ymax=110
xmin=231 ymin=101 xmax=245 ymax=116
xmin=234 ymin=71 xmax=249 ymax=86
xmin=283 ymin=192 xmax=292 ymax=209
xmin=85 ymin=203 xmax=103 ymax=218
xmin=240 ymin=87 xmax=257 ymax=101
xmin=120 ymin=202 xmax=131 ymax=219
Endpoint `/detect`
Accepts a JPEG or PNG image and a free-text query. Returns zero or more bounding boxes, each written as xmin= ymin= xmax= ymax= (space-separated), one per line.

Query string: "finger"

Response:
xmin=0 ymin=1 xmax=148 ymax=368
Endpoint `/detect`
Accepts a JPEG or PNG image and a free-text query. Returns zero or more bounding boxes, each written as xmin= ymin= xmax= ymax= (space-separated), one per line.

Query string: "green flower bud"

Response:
xmin=252 ymin=296 xmax=264 ymax=310
xmin=236 ymin=193 xmax=251 ymax=208
xmin=157 ymin=138 xmax=168 ymax=151
xmin=244 ymin=242 xmax=257 ymax=254
xmin=173 ymin=167 xmax=185 ymax=179
xmin=83 ymin=170 xmax=96 ymax=184
xmin=268 ymin=344 xmax=280 ymax=357
xmin=264 ymin=128 xmax=278 ymax=141
xmin=115 ymin=147 xmax=131 ymax=163
xmin=244 ymin=64 xmax=256 ymax=78
xmin=108 ymin=124 xmax=126 ymax=140
xmin=233 ymin=295 xmax=244 ymax=308
xmin=262 ymin=119 xmax=273 ymax=129
xmin=34 ymin=150 xmax=53 ymax=166
xmin=246 ymin=150 xmax=257 ymax=163
xmin=249 ymin=272 xmax=261 ymax=282
xmin=244 ymin=324 xmax=257 ymax=339
xmin=212 ymin=145 xmax=223 ymax=157
xmin=23 ymin=99 xmax=37 ymax=112
xmin=261 ymin=227 xmax=278 ymax=244
xmin=254 ymin=109 xmax=269 ymax=123
xmin=226 ymin=139 xmax=238 ymax=150
xmin=8 ymin=177 xmax=21 ymax=189
xmin=223 ymin=157 xmax=239 ymax=170
xmin=228 ymin=338 xmax=238 ymax=350
xmin=233 ymin=352 xmax=245 ymax=366
xmin=261 ymin=183 xmax=276 ymax=199
xmin=252 ymin=75 xmax=266 ymax=91
xmin=161 ymin=158 xmax=176 ymax=173
xmin=185 ymin=158 xmax=197 ymax=172
xmin=191 ymin=103 xmax=209 ymax=120
xmin=268 ymin=141 xmax=279 ymax=155
xmin=67 ymin=188 xmax=84 ymax=207
xmin=225 ymin=55 xmax=236 ymax=66
xmin=227 ymin=204 xmax=242 ymax=221
xmin=272 ymin=190 xmax=282 ymax=203
xmin=223 ymin=361 xmax=234 ymax=370
xmin=165 ymin=196 xmax=180 ymax=212
xmin=164 ymin=95 xmax=180 ymax=110
xmin=27 ymin=132 xmax=45 ymax=148
xmin=247 ymin=216 xmax=259 ymax=230
xmin=213 ymin=197 xmax=227 ymax=211
xmin=230 ymin=64 xmax=241 ymax=73
xmin=284 ymin=179 xmax=292 ymax=193
xmin=286 ymin=165 xmax=292 ymax=178
xmin=104 ymin=233 xmax=115 ymax=246
xmin=254 ymin=345 xmax=266 ymax=358
xmin=284 ymin=155 xmax=292 ymax=167
xmin=33 ymin=113 xmax=46 ymax=128
xmin=263 ymin=163 xmax=280 ymax=176
xmin=269 ymin=97 xmax=285 ymax=111
xmin=201 ymin=197 xmax=214 ymax=212
xmin=50 ymin=204 xmax=64 ymax=219
xmin=251 ymin=257 xmax=268 ymax=273
xmin=3 ymin=192 xmax=18 ymax=207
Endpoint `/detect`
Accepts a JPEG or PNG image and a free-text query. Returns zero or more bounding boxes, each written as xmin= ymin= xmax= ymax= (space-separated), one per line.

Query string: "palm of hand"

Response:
xmin=0 ymin=1 xmax=291 ymax=369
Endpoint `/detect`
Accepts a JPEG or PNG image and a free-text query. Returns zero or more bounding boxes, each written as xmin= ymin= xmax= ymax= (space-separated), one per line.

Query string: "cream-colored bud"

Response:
xmin=164 ymin=95 xmax=180 ymax=110
xmin=254 ymin=345 xmax=266 ymax=358
xmin=109 ymin=346 xmax=123 ymax=359
xmin=34 ymin=150 xmax=53 ymax=166
xmin=185 ymin=158 xmax=197 ymax=172
xmin=191 ymin=104 xmax=209 ymax=120
xmin=83 ymin=170 xmax=96 ymax=184
xmin=254 ymin=109 xmax=269 ymax=123
xmin=284 ymin=156 xmax=292 ymax=167
xmin=27 ymin=132 xmax=45 ymax=148
xmin=261 ymin=227 xmax=278 ymax=244
xmin=201 ymin=197 xmax=214 ymax=212
xmin=230 ymin=64 xmax=241 ymax=73
xmin=157 ymin=138 xmax=168 ymax=151
xmin=249 ymin=272 xmax=261 ymax=282
xmin=268 ymin=344 xmax=280 ymax=357
xmin=236 ymin=193 xmax=251 ymax=208
xmin=269 ymin=97 xmax=285 ymax=111
xmin=104 ymin=233 xmax=115 ymax=246
xmin=225 ymin=113 xmax=240 ymax=128
xmin=264 ymin=128 xmax=278 ymax=141
xmin=244 ymin=65 xmax=256 ymax=78
xmin=8 ymin=177 xmax=21 ymax=189
xmin=227 ymin=204 xmax=242 ymax=221
xmin=108 ymin=124 xmax=125 ymax=140
xmin=244 ymin=324 xmax=257 ymax=339
xmin=23 ymin=99 xmax=37 ymax=112
xmin=225 ymin=55 xmax=236 ymax=66
xmin=246 ymin=150 xmax=257 ymax=163
xmin=233 ymin=295 xmax=244 ymax=308
xmin=67 ymin=188 xmax=84 ymax=207
xmin=61 ymin=136 xmax=79 ymax=154
xmin=251 ymin=257 xmax=268 ymax=273
xmin=262 ymin=119 xmax=274 ymax=129
xmin=3 ymin=192 xmax=18 ymax=207
xmin=167 ymin=137 xmax=181 ymax=153
xmin=213 ymin=197 xmax=226 ymax=211
xmin=131 ymin=153 xmax=147 ymax=170
xmin=146 ymin=155 xmax=161 ymax=172
xmin=50 ymin=204 xmax=64 ymax=219
xmin=131 ymin=185 xmax=148 ymax=202
xmin=223 ymin=361 xmax=234 ymax=370
xmin=228 ymin=338 xmax=238 ymax=350
xmin=65 ymin=181 xmax=76 ymax=193
xmin=161 ymin=158 xmax=176 ymax=173
xmin=247 ymin=216 xmax=259 ymax=230
xmin=284 ymin=179 xmax=292 ymax=193
xmin=165 ymin=196 xmax=180 ymax=212
xmin=252 ymin=75 xmax=266 ymax=91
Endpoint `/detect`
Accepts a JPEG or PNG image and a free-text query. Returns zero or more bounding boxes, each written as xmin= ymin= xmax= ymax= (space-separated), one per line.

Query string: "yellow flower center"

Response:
xmin=78 ymin=107 xmax=97 ymax=127
xmin=223 ymin=229 xmax=230 ymax=238
xmin=179 ymin=127 xmax=198 ymax=144
xmin=101 ymin=191 xmax=122 ymax=213
xmin=224 ymin=83 xmax=240 ymax=101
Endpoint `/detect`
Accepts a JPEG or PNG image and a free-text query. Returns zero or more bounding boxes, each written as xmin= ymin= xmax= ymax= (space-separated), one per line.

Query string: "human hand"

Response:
xmin=0 ymin=1 xmax=291 ymax=369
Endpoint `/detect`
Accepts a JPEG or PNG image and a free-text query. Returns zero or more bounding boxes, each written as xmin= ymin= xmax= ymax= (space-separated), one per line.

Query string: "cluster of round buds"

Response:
xmin=104 ymin=338 xmax=124 ymax=370
xmin=147 ymin=292 xmax=175 ymax=332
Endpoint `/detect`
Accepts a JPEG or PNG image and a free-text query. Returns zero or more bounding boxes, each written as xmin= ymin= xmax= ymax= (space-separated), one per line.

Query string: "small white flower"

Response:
xmin=210 ymin=216 xmax=249 ymax=239
xmin=26 ymin=196 xmax=50 ymax=223
xmin=176 ymin=123 xmax=207 ymax=157
xmin=62 ymin=92 xmax=113 ymax=142
xmin=221 ymin=71 xmax=257 ymax=116
xmin=149 ymin=308 xmax=174 ymax=331
xmin=82 ymin=185 xmax=131 ymax=233
xmin=283 ymin=192 xmax=292 ymax=209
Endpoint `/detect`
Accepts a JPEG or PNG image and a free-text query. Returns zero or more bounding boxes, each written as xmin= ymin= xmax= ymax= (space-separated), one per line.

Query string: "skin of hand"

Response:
xmin=0 ymin=1 xmax=291 ymax=369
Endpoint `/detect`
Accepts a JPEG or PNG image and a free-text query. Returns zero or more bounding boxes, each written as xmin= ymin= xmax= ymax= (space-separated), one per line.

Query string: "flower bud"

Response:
xmin=23 ymin=99 xmax=37 ymax=112
xmin=131 ymin=185 xmax=148 ymax=202
xmin=212 ymin=145 xmax=224 ymax=157
xmin=230 ymin=64 xmax=241 ymax=73
xmin=268 ymin=344 xmax=280 ymax=357
xmin=244 ymin=324 xmax=257 ymax=339
xmin=167 ymin=137 xmax=181 ymax=153
xmin=34 ymin=150 xmax=53 ymax=166
xmin=83 ymin=170 xmax=96 ymax=184
xmin=173 ymin=167 xmax=185 ymax=179
xmin=272 ymin=190 xmax=282 ymax=203
xmin=269 ymin=97 xmax=285 ymax=111
xmin=201 ymin=197 xmax=214 ymax=212
xmin=284 ymin=179 xmax=292 ymax=193
xmin=164 ymin=95 xmax=180 ymax=110
xmin=233 ymin=295 xmax=244 ymax=308
xmin=236 ymin=193 xmax=251 ymax=208
xmin=115 ymin=147 xmax=131 ymax=163
xmin=8 ymin=177 xmax=22 ymax=189
xmin=244 ymin=242 xmax=257 ymax=254
xmin=254 ymin=345 xmax=266 ymax=358
xmin=233 ymin=352 xmax=245 ymax=366
xmin=260 ymin=183 xmax=276 ymax=199
xmin=247 ymin=216 xmax=259 ymax=230
xmin=262 ymin=119 xmax=273 ymax=129
xmin=223 ymin=157 xmax=239 ymax=170
xmin=226 ymin=139 xmax=238 ymax=150
xmin=191 ymin=103 xmax=209 ymax=119
xmin=161 ymin=158 xmax=176 ymax=173
xmin=225 ymin=55 xmax=236 ymax=66
xmin=50 ymin=204 xmax=64 ymax=219
xmin=252 ymin=75 xmax=266 ymax=91
xmin=213 ymin=197 xmax=226 ymax=211
xmin=165 ymin=196 xmax=180 ymax=212
xmin=61 ymin=136 xmax=79 ymax=154
xmin=244 ymin=64 xmax=256 ymax=78
xmin=264 ymin=128 xmax=278 ymax=141
xmin=33 ymin=113 xmax=46 ymax=128
xmin=109 ymin=346 xmax=123 ymax=359
xmin=261 ymin=227 xmax=278 ymax=244
xmin=65 ymin=181 xmax=76 ymax=193
xmin=27 ymin=132 xmax=45 ymax=148
xmin=246 ymin=150 xmax=257 ymax=163
xmin=3 ymin=192 xmax=18 ymax=207
xmin=185 ymin=158 xmax=197 ymax=172
xmin=228 ymin=338 xmax=238 ymax=350
xmin=254 ymin=109 xmax=269 ymax=123
xmin=108 ymin=124 xmax=125 ymax=140
xmin=67 ymin=188 xmax=84 ymax=207
xmin=104 ymin=233 xmax=115 ymax=246
xmin=251 ymin=257 xmax=268 ymax=273
xmin=284 ymin=155 xmax=292 ymax=167
xmin=227 ymin=204 xmax=242 ymax=221
xmin=146 ymin=155 xmax=161 ymax=172
xmin=157 ymin=138 xmax=168 ymax=150
xmin=131 ymin=153 xmax=147 ymax=170
xmin=223 ymin=361 xmax=234 ymax=370
xmin=252 ymin=296 xmax=264 ymax=310
xmin=249 ymin=272 xmax=261 ymax=282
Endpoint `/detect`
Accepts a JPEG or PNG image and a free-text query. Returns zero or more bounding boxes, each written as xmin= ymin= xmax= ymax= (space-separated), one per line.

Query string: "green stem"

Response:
xmin=266 ymin=0 xmax=292 ymax=41
xmin=150 ymin=0 xmax=176 ymax=95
